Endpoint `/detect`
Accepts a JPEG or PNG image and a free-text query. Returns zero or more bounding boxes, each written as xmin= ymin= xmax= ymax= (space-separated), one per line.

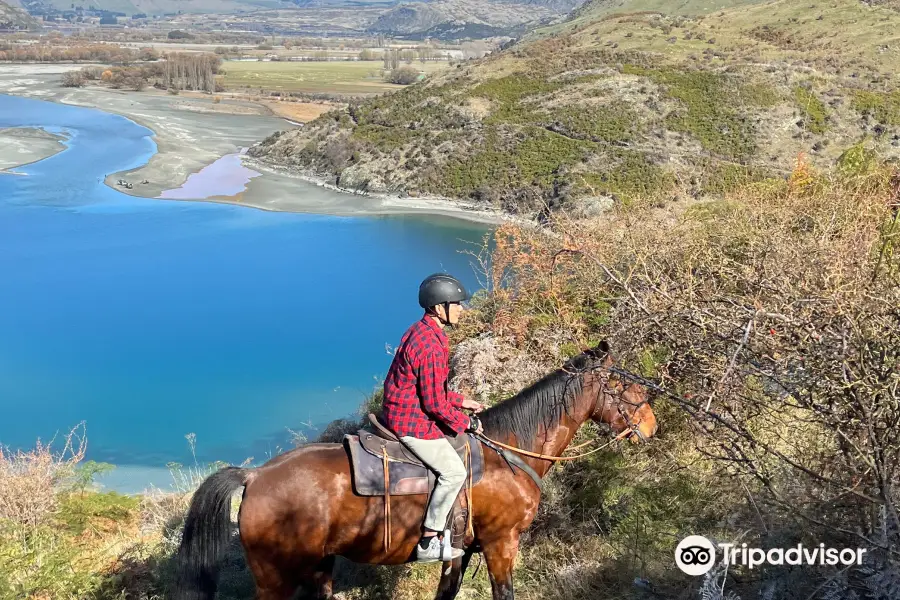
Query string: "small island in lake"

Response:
xmin=0 ymin=126 xmax=68 ymax=172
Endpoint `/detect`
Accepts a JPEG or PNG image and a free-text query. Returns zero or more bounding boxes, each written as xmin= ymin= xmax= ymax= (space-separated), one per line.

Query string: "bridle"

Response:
xmin=598 ymin=370 xmax=652 ymax=443
xmin=475 ymin=364 xmax=653 ymax=463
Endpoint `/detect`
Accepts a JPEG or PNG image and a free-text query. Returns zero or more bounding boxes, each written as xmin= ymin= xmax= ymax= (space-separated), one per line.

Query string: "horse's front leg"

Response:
xmin=312 ymin=555 xmax=336 ymax=599
xmin=482 ymin=534 xmax=519 ymax=600
xmin=433 ymin=546 xmax=475 ymax=600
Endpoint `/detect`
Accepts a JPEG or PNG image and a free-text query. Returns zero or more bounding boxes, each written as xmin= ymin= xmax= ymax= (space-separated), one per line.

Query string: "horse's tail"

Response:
xmin=172 ymin=466 xmax=250 ymax=600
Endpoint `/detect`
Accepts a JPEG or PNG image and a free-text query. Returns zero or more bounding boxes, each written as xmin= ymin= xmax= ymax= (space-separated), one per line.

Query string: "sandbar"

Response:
xmin=0 ymin=126 xmax=68 ymax=171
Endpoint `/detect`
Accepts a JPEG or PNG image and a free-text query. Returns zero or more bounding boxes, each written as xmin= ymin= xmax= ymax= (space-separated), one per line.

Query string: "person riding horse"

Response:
xmin=382 ymin=273 xmax=486 ymax=562
xmin=172 ymin=273 xmax=659 ymax=600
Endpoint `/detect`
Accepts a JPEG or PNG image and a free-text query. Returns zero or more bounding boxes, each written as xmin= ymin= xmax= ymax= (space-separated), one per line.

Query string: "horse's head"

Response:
xmin=583 ymin=341 xmax=658 ymax=443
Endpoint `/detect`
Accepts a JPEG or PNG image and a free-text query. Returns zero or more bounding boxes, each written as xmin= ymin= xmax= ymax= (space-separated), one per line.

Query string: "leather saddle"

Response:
xmin=344 ymin=414 xmax=485 ymax=553
xmin=343 ymin=414 xmax=485 ymax=496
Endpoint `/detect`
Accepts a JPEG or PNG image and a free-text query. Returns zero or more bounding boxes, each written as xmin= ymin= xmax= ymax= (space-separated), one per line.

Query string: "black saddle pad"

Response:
xmin=343 ymin=432 xmax=485 ymax=496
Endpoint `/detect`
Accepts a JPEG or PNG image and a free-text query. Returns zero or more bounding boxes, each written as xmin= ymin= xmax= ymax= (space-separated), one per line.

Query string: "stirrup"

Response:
xmin=441 ymin=529 xmax=453 ymax=562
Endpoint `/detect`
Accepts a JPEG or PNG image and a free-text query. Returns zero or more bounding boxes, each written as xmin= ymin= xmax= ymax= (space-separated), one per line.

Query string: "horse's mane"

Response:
xmin=479 ymin=349 xmax=603 ymax=448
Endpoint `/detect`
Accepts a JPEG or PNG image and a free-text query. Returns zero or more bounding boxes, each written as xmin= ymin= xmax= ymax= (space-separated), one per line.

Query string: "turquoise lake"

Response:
xmin=0 ymin=94 xmax=488 ymax=492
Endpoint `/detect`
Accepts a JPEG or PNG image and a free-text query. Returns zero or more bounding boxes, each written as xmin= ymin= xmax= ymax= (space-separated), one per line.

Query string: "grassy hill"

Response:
xmin=561 ymin=0 xmax=769 ymax=25
xmin=0 ymin=0 xmax=39 ymax=28
xmin=250 ymin=0 xmax=900 ymax=217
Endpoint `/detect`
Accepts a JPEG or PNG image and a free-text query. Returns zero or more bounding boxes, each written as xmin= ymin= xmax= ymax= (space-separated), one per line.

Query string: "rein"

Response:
xmin=475 ymin=428 xmax=633 ymax=462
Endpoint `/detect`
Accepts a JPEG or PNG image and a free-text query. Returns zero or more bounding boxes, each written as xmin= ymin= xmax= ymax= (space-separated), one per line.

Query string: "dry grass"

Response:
xmin=0 ymin=423 xmax=86 ymax=528
xmin=260 ymin=99 xmax=335 ymax=122
xmin=222 ymin=60 xmax=448 ymax=95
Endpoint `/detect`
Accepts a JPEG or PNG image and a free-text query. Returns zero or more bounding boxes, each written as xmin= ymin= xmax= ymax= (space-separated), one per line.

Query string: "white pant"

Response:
xmin=400 ymin=436 xmax=467 ymax=531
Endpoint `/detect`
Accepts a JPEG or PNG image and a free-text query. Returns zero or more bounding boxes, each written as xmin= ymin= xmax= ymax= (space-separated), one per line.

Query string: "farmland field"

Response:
xmin=221 ymin=60 xmax=449 ymax=95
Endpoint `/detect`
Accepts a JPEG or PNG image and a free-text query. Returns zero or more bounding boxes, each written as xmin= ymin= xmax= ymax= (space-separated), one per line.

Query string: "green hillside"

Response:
xmin=250 ymin=0 xmax=900 ymax=217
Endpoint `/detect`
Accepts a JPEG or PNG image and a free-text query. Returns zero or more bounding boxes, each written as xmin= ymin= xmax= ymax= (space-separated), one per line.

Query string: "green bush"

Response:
xmin=472 ymin=75 xmax=562 ymax=124
xmin=548 ymin=105 xmax=642 ymax=143
xmin=57 ymin=491 xmax=139 ymax=535
xmin=576 ymin=151 xmax=676 ymax=202
xmin=0 ymin=521 xmax=103 ymax=599
xmin=699 ymin=162 xmax=776 ymax=195
xmin=794 ymin=85 xmax=829 ymax=134
xmin=850 ymin=89 xmax=900 ymax=125
xmin=351 ymin=124 xmax=420 ymax=152
xmin=623 ymin=65 xmax=776 ymax=160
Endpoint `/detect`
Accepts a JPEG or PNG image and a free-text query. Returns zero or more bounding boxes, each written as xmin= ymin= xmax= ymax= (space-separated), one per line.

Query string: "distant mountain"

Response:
xmin=0 ymin=0 xmax=38 ymax=27
xmin=19 ymin=0 xmax=295 ymax=17
xmin=368 ymin=0 xmax=578 ymax=38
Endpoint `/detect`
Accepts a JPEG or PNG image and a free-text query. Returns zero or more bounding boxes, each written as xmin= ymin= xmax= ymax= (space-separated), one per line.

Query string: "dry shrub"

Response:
xmin=139 ymin=490 xmax=192 ymax=556
xmin=61 ymin=71 xmax=85 ymax=88
xmin=454 ymin=153 xmax=900 ymax=597
xmin=0 ymin=424 xmax=86 ymax=528
xmin=450 ymin=335 xmax=543 ymax=401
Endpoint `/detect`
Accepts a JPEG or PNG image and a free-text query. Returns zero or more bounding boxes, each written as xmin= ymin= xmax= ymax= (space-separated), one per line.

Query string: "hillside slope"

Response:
xmin=368 ymin=0 xmax=581 ymax=39
xmin=250 ymin=0 xmax=900 ymax=217
xmin=0 ymin=0 xmax=38 ymax=27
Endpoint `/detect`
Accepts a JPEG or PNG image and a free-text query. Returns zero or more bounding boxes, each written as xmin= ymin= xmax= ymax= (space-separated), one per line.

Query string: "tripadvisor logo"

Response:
xmin=675 ymin=535 xmax=717 ymax=576
xmin=675 ymin=535 xmax=868 ymax=575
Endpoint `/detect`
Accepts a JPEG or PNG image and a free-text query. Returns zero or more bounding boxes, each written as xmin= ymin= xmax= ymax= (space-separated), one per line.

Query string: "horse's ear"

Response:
xmin=583 ymin=340 xmax=611 ymax=360
xmin=592 ymin=340 xmax=610 ymax=356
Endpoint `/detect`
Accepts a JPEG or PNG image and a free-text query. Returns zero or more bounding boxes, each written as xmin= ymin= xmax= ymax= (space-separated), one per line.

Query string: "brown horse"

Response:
xmin=172 ymin=342 xmax=657 ymax=600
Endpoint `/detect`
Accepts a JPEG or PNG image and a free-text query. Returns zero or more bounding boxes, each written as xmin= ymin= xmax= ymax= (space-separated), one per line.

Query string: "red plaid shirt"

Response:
xmin=382 ymin=315 xmax=470 ymax=440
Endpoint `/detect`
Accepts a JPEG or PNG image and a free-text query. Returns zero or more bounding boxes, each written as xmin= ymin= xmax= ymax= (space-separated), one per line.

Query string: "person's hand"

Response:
xmin=461 ymin=397 xmax=485 ymax=413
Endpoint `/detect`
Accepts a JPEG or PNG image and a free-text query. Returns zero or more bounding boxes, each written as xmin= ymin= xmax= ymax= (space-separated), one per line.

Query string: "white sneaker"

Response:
xmin=416 ymin=534 xmax=464 ymax=563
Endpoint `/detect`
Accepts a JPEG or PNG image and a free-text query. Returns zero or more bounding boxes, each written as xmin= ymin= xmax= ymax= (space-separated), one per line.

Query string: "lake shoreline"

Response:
xmin=240 ymin=157 xmax=511 ymax=225
xmin=0 ymin=65 xmax=509 ymax=226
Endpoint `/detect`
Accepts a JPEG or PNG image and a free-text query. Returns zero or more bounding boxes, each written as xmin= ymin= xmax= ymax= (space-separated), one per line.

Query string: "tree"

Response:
xmin=71 ymin=461 xmax=114 ymax=497
xmin=162 ymin=52 xmax=220 ymax=93
xmin=126 ymin=75 xmax=146 ymax=91
xmin=386 ymin=65 xmax=420 ymax=85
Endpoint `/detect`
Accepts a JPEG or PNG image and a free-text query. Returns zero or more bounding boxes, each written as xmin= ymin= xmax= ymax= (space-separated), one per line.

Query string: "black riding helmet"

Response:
xmin=419 ymin=273 xmax=469 ymax=325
